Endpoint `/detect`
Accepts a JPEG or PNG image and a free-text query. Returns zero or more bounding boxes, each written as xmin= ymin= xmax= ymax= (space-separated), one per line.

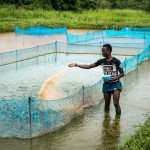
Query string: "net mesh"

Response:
xmin=15 ymin=26 xmax=67 ymax=35
xmin=0 ymin=98 xmax=30 ymax=138
xmin=121 ymin=27 xmax=150 ymax=32
xmin=0 ymin=29 xmax=150 ymax=138
xmin=31 ymin=88 xmax=84 ymax=137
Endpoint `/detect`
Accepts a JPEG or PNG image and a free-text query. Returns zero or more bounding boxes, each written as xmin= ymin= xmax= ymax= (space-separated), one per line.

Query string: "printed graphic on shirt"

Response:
xmin=101 ymin=63 xmax=118 ymax=77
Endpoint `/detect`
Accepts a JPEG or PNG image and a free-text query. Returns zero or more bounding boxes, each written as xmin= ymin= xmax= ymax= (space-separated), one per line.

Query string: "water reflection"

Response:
xmin=100 ymin=113 xmax=120 ymax=150
xmin=0 ymin=61 xmax=150 ymax=150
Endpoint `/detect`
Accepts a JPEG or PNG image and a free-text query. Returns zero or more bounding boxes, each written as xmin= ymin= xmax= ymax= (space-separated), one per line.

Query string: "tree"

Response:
xmin=109 ymin=0 xmax=117 ymax=8
xmin=80 ymin=0 xmax=97 ymax=9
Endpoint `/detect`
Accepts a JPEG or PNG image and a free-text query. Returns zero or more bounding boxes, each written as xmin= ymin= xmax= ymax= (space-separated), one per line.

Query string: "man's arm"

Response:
xmin=68 ymin=63 xmax=97 ymax=69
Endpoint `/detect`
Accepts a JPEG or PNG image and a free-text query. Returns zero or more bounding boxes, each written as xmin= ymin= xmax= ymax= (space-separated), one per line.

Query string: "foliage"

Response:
xmin=119 ymin=117 xmax=150 ymax=150
xmin=0 ymin=8 xmax=150 ymax=32
xmin=0 ymin=0 xmax=150 ymax=12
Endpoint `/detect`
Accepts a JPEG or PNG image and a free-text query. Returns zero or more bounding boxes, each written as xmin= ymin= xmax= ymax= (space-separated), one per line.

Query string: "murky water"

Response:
xmin=0 ymin=32 xmax=66 ymax=52
xmin=0 ymin=29 xmax=97 ymax=53
xmin=0 ymin=53 xmax=129 ymax=100
xmin=0 ymin=30 xmax=149 ymax=149
xmin=0 ymin=29 xmax=145 ymax=54
xmin=0 ymin=60 xmax=150 ymax=150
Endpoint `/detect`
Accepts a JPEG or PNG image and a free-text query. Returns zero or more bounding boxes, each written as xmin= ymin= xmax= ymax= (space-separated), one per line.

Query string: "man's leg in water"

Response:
xmin=113 ymin=90 xmax=121 ymax=115
xmin=104 ymin=92 xmax=111 ymax=113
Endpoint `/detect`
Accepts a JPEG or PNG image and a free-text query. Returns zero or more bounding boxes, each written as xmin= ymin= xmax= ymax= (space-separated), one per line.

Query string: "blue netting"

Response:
xmin=84 ymin=79 xmax=103 ymax=107
xmin=121 ymin=46 xmax=150 ymax=74
xmin=138 ymin=46 xmax=149 ymax=64
xmin=67 ymin=30 xmax=103 ymax=43
xmin=0 ymin=51 xmax=17 ymax=66
xmin=1 ymin=41 xmax=146 ymax=66
xmin=67 ymin=30 xmax=149 ymax=49
xmin=146 ymin=38 xmax=150 ymax=44
xmin=0 ymin=43 xmax=56 ymax=66
xmin=0 ymin=31 xmax=150 ymax=138
xmin=15 ymin=26 xmax=67 ymax=35
xmin=0 ymin=98 xmax=30 ymax=138
xmin=57 ymin=42 xmax=101 ymax=54
xmin=106 ymin=30 xmax=150 ymax=39
xmin=30 ymin=88 xmax=84 ymax=137
xmin=121 ymin=27 xmax=150 ymax=32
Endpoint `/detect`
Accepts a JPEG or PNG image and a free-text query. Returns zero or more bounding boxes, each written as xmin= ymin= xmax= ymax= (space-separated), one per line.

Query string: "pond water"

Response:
xmin=0 ymin=60 xmax=150 ymax=150
xmin=0 ymin=53 xmax=129 ymax=100
xmin=0 ymin=29 xmax=149 ymax=150
xmin=0 ymin=29 xmax=96 ymax=53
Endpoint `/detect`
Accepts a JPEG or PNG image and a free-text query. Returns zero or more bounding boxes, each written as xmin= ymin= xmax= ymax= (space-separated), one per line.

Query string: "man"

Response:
xmin=68 ymin=44 xmax=124 ymax=115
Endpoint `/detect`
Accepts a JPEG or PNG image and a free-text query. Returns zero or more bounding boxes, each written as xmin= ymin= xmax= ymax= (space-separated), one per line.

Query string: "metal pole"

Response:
xmin=137 ymin=53 xmax=139 ymax=71
xmin=149 ymin=45 xmax=150 ymax=60
xmin=82 ymin=86 xmax=85 ymax=106
xmin=138 ymin=53 xmax=139 ymax=65
xmin=55 ymin=41 xmax=58 ymax=64
xmin=123 ymin=57 xmax=127 ymax=85
xmin=28 ymin=97 xmax=32 ymax=138
xmin=85 ymin=32 xmax=88 ymax=45
xmin=37 ymin=45 xmax=39 ymax=66
xmin=23 ymin=34 xmax=24 ymax=48
xmin=55 ymin=41 xmax=58 ymax=53
xmin=102 ymin=30 xmax=104 ymax=44
xmin=125 ymin=57 xmax=127 ymax=75
xmin=148 ymin=45 xmax=150 ymax=77
xmin=144 ymin=34 xmax=146 ymax=48
xmin=100 ymin=42 xmax=102 ymax=59
xmin=16 ymin=50 xmax=18 ymax=70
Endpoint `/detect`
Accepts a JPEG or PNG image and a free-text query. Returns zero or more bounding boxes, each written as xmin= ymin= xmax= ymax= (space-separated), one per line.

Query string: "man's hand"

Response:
xmin=108 ymin=76 xmax=118 ymax=82
xmin=109 ymin=77 xmax=118 ymax=81
xmin=68 ymin=63 xmax=77 ymax=67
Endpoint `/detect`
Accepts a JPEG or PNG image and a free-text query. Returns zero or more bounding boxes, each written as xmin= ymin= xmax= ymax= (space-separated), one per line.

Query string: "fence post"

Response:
xmin=102 ymin=30 xmax=104 ymax=44
xmin=85 ymin=32 xmax=88 ymax=45
xmin=55 ymin=41 xmax=58 ymax=63
xmin=144 ymin=34 xmax=146 ymax=48
xmin=55 ymin=41 xmax=58 ymax=53
xmin=16 ymin=50 xmax=18 ymax=70
xmin=66 ymin=33 xmax=68 ymax=44
xmin=125 ymin=57 xmax=127 ymax=75
xmin=82 ymin=86 xmax=85 ymax=106
xmin=149 ymin=45 xmax=150 ymax=60
xmin=137 ymin=53 xmax=139 ymax=71
xmin=22 ymin=34 xmax=24 ymax=48
xmin=37 ymin=45 xmax=39 ymax=66
xmin=28 ymin=97 xmax=32 ymax=138
xmin=100 ymin=42 xmax=102 ymax=59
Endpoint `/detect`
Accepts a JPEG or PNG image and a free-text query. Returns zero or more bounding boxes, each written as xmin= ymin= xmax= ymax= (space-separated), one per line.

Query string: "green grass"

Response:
xmin=0 ymin=6 xmax=150 ymax=32
xmin=119 ymin=117 xmax=150 ymax=150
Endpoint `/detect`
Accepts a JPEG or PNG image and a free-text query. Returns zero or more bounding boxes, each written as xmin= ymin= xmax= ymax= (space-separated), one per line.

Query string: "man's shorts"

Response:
xmin=102 ymin=81 xmax=122 ymax=93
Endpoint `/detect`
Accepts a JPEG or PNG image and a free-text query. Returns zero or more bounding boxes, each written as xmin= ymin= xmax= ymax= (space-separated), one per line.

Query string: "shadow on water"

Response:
xmin=0 ymin=60 xmax=150 ymax=150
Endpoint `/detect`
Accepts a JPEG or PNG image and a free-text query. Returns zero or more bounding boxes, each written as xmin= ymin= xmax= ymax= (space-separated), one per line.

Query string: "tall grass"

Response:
xmin=119 ymin=117 xmax=150 ymax=150
xmin=0 ymin=6 xmax=150 ymax=32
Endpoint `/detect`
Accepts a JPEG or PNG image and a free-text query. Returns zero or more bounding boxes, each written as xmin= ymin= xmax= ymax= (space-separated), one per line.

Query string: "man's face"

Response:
xmin=102 ymin=46 xmax=111 ymax=57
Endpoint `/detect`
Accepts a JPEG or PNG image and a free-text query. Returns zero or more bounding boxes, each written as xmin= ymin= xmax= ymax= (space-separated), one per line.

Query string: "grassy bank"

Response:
xmin=119 ymin=117 xmax=150 ymax=150
xmin=0 ymin=6 xmax=150 ymax=32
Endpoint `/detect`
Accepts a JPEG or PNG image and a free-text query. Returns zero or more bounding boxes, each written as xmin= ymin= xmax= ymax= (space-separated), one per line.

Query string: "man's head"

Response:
xmin=102 ymin=44 xmax=112 ymax=57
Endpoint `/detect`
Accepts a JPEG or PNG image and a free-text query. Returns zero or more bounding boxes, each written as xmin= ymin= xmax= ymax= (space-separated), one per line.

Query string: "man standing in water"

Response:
xmin=68 ymin=44 xmax=124 ymax=115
